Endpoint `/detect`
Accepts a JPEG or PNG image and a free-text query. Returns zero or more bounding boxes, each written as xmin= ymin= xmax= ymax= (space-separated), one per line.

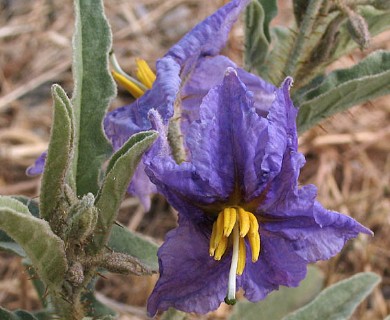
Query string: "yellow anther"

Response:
xmin=214 ymin=236 xmax=228 ymax=260
xmin=238 ymin=208 xmax=250 ymax=237
xmin=236 ymin=237 xmax=246 ymax=275
xmin=209 ymin=222 xmax=218 ymax=256
xmin=211 ymin=212 xmax=225 ymax=255
xmin=136 ymin=58 xmax=156 ymax=89
xmin=248 ymin=211 xmax=259 ymax=235
xmin=223 ymin=208 xmax=231 ymax=236
xmin=248 ymin=232 xmax=260 ymax=262
xmin=112 ymin=71 xmax=144 ymax=98
xmin=224 ymin=207 xmax=237 ymax=237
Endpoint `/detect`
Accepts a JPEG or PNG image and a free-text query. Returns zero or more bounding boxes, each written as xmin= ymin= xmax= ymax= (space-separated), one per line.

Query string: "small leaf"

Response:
xmin=108 ymin=224 xmax=159 ymax=272
xmin=295 ymin=50 xmax=390 ymax=132
xmin=244 ymin=0 xmax=277 ymax=72
xmin=90 ymin=131 xmax=157 ymax=253
xmin=283 ymin=272 xmax=381 ymax=320
xmin=72 ymin=0 xmax=115 ymax=197
xmin=0 ymin=196 xmax=68 ymax=289
xmin=229 ymin=266 xmax=324 ymax=320
xmin=40 ymin=84 xmax=74 ymax=222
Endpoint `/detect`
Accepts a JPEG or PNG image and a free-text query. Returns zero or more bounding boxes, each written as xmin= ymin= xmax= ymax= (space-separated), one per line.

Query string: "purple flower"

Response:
xmin=104 ymin=0 xmax=254 ymax=209
xmin=144 ymin=69 xmax=372 ymax=316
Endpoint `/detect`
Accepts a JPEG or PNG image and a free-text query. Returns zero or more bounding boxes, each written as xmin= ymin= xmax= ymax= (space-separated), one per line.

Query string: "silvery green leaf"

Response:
xmin=91 ymin=131 xmax=158 ymax=252
xmin=0 ymin=197 xmax=39 ymax=257
xmin=244 ymin=0 xmax=277 ymax=72
xmin=283 ymin=272 xmax=380 ymax=320
xmin=108 ymin=224 xmax=159 ymax=272
xmin=296 ymin=50 xmax=390 ymax=132
xmin=229 ymin=266 xmax=324 ymax=320
xmin=40 ymin=85 xmax=74 ymax=222
xmin=72 ymin=0 xmax=115 ymax=197
xmin=0 ymin=196 xmax=67 ymax=289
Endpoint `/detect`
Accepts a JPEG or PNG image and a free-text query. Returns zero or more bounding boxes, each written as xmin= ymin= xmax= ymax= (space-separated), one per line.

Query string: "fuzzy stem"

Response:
xmin=282 ymin=0 xmax=324 ymax=81
xmin=168 ymin=99 xmax=186 ymax=164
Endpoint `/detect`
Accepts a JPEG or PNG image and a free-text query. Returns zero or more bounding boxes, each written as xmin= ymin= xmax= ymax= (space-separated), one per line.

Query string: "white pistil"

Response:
xmin=226 ymin=224 xmax=239 ymax=304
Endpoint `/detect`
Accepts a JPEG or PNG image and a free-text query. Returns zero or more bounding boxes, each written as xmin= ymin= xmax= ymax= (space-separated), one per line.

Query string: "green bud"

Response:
xmin=67 ymin=262 xmax=84 ymax=286
xmin=66 ymin=193 xmax=98 ymax=244
xmin=100 ymin=252 xmax=154 ymax=276
xmin=346 ymin=9 xmax=371 ymax=49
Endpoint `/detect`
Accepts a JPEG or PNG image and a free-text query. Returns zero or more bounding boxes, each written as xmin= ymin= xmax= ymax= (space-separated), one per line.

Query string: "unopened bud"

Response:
xmin=67 ymin=262 xmax=84 ymax=286
xmin=100 ymin=252 xmax=154 ymax=276
xmin=66 ymin=193 xmax=98 ymax=244
xmin=346 ymin=10 xmax=371 ymax=49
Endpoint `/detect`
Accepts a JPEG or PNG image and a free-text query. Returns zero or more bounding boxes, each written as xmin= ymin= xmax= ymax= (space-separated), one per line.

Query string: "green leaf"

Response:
xmin=91 ymin=131 xmax=157 ymax=252
xmin=0 ymin=307 xmax=39 ymax=320
xmin=229 ymin=266 xmax=324 ymax=320
xmin=244 ymin=0 xmax=277 ymax=72
xmin=0 ymin=198 xmax=39 ymax=257
xmin=296 ymin=50 xmax=390 ymax=132
xmin=108 ymin=224 xmax=159 ymax=272
xmin=0 ymin=196 xmax=68 ymax=289
xmin=40 ymin=85 xmax=74 ymax=222
xmin=283 ymin=272 xmax=381 ymax=320
xmin=72 ymin=0 xmax=115 ymax=197
xmin=82 ymin=291 xmax=117 ymax=318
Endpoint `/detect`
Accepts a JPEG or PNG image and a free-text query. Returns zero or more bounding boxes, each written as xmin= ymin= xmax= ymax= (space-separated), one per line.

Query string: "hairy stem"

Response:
xmin=282 ymin=0 xmax=324 ymax=81
xmin=168 ymin=99 xmax=186 ymax=164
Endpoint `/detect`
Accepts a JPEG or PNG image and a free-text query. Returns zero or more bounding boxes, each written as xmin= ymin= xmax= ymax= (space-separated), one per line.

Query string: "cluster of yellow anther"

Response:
xmin=112 ymin=58 xmax=156 ymax=98
xmin=209 ymin=207 xmax=260 ymax=275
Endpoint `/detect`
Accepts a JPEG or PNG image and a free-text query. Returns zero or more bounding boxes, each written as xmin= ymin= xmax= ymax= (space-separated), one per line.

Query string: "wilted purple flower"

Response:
xmin=104 ymin=0 xmax=254 ymax=209
xmin=145 ymin=69 xmax=372 ymax=316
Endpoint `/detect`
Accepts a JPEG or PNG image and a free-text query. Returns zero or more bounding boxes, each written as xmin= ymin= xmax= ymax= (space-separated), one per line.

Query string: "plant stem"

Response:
xmin=282 ymin=0 xmax=324 ymax=81
xmin=168 ymin=99 xmax=186 ymax=164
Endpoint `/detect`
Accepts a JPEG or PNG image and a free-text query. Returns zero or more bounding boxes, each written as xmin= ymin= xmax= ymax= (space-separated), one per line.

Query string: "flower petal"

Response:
xmin=104 ymin=57 xmax=180 ymax=150
xmin=147 ymin=216 xmax=230 ymax=316
xmin=166 ymin=0 xmax=250 ymax=72
xmin=186 ymin=68 xmax=270 ymax=199
xmin=181 ymin=55 xmax=275 ymax=131
xmin=26 ymin=151 xmax=47 ymax=176
xmin=241 ymin=233 xmax=308 ymax=302
xmin=262 ymin=201 xmax=372 ymax=262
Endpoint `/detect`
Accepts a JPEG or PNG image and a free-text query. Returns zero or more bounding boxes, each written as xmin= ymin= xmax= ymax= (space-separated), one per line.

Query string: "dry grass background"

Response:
xmin=0 ymin=0 xmax=389 ymax=319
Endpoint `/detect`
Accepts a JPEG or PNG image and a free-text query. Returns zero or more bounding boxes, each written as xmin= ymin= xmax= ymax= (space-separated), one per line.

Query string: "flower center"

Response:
xmin=110 ymin=53 xmax=156 ymax=98
xmin=209 ymin=207 xmax=260 ymax=304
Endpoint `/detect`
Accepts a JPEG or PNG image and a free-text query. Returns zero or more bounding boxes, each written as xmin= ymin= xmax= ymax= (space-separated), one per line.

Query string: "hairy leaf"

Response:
xmin=72 ymin=0 xmax=115 ymax=196
xmin=229 ymin=266 xmax=324 ymax=320
xmin=108 ymin=224 xmax=159 ymax=272
xmin=91 ymin=131 xmax=157 ymax=252
xmin=0 ymin=197 xmax=67 ymax=289
xmin=0 ymin=198 xmax=39 ymax=257
xmin=296 ymin=51 xmax=390 ymax=132
xmin=244 ymin=0 xmax=277 ymax=72
xmin=40 ymin=85 xmax=74 ymax=221
xmin=283 ymin=272 xmax=380 ymax=320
